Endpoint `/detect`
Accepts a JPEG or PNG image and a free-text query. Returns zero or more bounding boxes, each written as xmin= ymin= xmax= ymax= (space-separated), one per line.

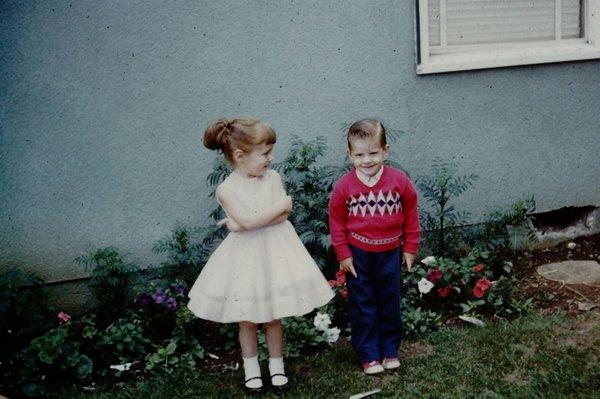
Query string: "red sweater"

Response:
xmin=328 ymin=166 xmax=420 ymax=261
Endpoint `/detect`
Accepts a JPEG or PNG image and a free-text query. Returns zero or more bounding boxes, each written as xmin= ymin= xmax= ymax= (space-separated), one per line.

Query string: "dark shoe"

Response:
xmin=244 ymin=377 xmax=264 ymax=397
xmin=270 ymin=373 xmax=291 ymax=395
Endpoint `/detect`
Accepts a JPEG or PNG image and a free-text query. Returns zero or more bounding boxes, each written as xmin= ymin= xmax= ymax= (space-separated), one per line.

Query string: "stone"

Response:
xmin=537 ymin=260 xmax=600 ymax=285
xmin=576 ymin=301 xmax=598 ymax=311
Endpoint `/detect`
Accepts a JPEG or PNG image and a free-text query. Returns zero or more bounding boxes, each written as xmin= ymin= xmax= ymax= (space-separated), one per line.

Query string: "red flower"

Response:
xmin=472 ymin=263 xmax=485 ymax=273
xmin=328 ymin=280 xmax=337 ymax=288
xmin=473 ymin=278 xmax=491 ymax=298
xmin=437 ymin=285 xmax=452 ymax=298
xmin=335 ymin=270 xmax=346 ymax=285
xmin=426 ymin=268 xmax=443 ymax=283
xmin=340 ymin=288 xmax=348 ymax=299
xmin=58 ymin=311 xmax=71 ymax=323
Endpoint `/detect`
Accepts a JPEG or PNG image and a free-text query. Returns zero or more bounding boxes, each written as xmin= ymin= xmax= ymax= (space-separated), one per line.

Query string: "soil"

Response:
xmin=513 ymin=233 xmax=600 ymax=315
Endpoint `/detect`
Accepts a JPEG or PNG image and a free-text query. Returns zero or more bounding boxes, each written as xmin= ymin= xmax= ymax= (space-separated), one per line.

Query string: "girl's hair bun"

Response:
xmin=204 ymin=118 xmax=230 ymax=150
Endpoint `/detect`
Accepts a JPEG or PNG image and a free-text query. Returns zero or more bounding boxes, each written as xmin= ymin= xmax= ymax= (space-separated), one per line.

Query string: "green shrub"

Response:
xmin=400 ymin=249 xmax=534 ymax=335
xmin=21 ymin=325 xmax=92 ymax=396
xmin=76 ymin=248 xmax=138 ymax=322
xmin=101 ymin=315 xmax=150 ymax=365
xmin=0 ymin=268 xmax=54 ymax=347
xmin=416 ymin=158 xmax=478 ymax=257
xmin=0 ymin=268 xmax=54 ymax=397
xmin=152 ymin=225 xmax=214 ymax=282
xmin=277 ymin=136 xmax=346 ymax=274
xmin=465 ymin=196 xmax=537 ymax=252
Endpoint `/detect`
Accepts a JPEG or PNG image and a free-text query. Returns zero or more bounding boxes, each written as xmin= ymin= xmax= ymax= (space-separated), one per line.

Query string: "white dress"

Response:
xmin=187 ymin=169 xmax=334 ymax=323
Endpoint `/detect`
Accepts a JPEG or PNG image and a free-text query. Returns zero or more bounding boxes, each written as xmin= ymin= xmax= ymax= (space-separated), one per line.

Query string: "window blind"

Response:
xmin=428 ymin=0 xmax=583 ymax=47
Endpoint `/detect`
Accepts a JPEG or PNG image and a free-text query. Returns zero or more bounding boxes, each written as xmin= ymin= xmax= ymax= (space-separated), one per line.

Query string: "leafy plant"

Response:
xmin=76 ymin=248 xmax=139 ymax=321
xmin=0 ymin=268 xmax=54 ymax=346
xmin=256 ymin=310 xmax=341 ymax=361
xmin=0 ymin=269 xmax=55 ymax=397
xmin=145 ymin=338 xmax=204 ymax=375
xmin=101 ymin=316 xmax=150 ymax=365
xmin=21 ymin=325 xmax=93 ymax=396
xmin=401 ymin=304 xmax=443 ymax=336
xmin=466 ymin=196 xmax=537 ymax=252
xmin=417 ymin=159 xmax=478 ymax=257
xmin=400 ymin=248 xmax=532 ymax=335
xmin=153 ymin=226 xmax=214 ymax=281
xmin=277 ymin=136 xmax=346 ymax=273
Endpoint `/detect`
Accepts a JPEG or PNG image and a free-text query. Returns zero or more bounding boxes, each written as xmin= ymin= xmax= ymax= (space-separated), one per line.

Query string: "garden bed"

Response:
xmin=514 ymin=233 xmax=600 ymax=315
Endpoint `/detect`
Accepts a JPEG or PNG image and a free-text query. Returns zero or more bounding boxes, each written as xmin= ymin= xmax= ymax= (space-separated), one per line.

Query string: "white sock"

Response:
xmin=269 ymin=357 xmax=288 ymax=386
xmin=243 ymin=355 xmax=262 ymax=389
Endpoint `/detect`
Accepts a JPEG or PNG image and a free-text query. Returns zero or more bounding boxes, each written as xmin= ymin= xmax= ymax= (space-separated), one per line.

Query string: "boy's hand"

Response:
xmin=217 ymin=217 xmax=242 ymax=232
xmin=339 ymin=257 xmax=357 ymax=278
xmin=403 ymin=252 xmax=416 ymax=272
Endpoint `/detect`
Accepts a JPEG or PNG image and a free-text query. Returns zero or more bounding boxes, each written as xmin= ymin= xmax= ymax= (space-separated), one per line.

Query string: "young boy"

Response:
xmin=328 ymin=118 xmax=420 ymax=374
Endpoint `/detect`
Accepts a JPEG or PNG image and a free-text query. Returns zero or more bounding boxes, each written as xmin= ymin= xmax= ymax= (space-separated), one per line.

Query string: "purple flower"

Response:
xmin=173 ymin=282 xmax=188 ymax=296
xmin=152 ymin=290 xmax=167 ymax=304
xmin=137 ymin=293 xmax=152 ymax=306
xmin=164 ymin=297 xmax=178 ymax=310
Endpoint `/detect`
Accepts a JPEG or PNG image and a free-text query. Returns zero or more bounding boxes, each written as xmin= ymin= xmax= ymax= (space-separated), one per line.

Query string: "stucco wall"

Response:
xmin=1 ymin=0 xmax=599 ymax=283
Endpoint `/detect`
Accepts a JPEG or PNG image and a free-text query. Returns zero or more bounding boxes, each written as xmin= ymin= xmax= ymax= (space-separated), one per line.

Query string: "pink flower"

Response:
xmin=340 ymin=288 xmax=348 ymax=299
xmin=426 ymin=268 xmax=443 ymax=283
xmin=473 ymin=278 xmax=491 ymax=298
xmin=472 ymin=263 xmax=484 ymax=273
xmin=58 ymin=311 xmax=71 ymax=323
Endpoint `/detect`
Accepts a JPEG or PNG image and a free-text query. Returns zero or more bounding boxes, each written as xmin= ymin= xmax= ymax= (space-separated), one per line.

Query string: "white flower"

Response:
xmin=567 ymin=242 xmax=576 ymax=250
xmin=421 ymin=256 xmax=436 ymax=266
xmin=109 ymin=362 xmax=132 ymax=372
xmin=417 ymin=278 xmax=434 ymax=294
xmin=313 ymin=312 xmax=332 ymax=331
xmin=324 ymin=327 xmax=340 ymax=343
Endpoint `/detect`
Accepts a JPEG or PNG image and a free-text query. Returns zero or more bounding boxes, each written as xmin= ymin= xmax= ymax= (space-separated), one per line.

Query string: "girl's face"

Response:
xmin=347 ymin=136 xmax=389 ymax=177
xmin=238 ymin=143 xmax=274 ymax=177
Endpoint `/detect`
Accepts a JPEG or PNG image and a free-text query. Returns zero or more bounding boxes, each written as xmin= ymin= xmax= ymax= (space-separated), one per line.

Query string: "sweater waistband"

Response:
xmin=350 ymin=231 xmax=402 ymax=246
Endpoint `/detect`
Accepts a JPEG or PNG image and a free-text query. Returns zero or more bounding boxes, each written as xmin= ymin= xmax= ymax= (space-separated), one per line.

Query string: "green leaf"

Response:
xmin=165 ymin=340 xmax=177 ymax=354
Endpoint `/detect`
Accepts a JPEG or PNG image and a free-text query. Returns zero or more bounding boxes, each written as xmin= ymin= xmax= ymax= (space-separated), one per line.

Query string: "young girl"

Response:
xmin=187 ymin=118 xmax=334 ymax=395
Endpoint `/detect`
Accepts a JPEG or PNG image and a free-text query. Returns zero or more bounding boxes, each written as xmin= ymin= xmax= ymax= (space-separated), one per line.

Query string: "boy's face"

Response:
xmin=347 ymin=137 xmax=389 ymax=177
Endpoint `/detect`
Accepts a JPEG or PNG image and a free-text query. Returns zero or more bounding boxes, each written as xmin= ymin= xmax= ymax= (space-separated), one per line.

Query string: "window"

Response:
xmin=416 ymin=0 xmax=600 ymax=74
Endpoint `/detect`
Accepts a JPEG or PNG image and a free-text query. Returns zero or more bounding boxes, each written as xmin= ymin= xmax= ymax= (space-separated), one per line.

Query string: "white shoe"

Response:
xmin=362 ymin=361 xmax=384 ymax=375
xmin=382 ymin=357 xmax=400 ymax=370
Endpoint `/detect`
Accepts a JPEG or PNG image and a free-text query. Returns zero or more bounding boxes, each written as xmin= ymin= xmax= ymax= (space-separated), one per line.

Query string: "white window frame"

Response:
xmin=416 ymin=0 xmax=600 ymax=74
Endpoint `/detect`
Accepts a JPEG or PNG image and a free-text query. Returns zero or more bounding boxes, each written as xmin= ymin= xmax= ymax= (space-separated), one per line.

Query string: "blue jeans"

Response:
xmin=346 ymin=245 xmax=403 ymax=363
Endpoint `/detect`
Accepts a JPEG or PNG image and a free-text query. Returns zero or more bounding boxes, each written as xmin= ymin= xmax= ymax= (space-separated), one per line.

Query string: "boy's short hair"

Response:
xmin=347 ymin=118 xmax=387 ymax=150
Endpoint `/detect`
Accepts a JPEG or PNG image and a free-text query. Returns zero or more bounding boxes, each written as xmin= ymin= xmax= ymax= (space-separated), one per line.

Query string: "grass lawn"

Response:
xmin=58 ymin=311 xmax=600 ymax=399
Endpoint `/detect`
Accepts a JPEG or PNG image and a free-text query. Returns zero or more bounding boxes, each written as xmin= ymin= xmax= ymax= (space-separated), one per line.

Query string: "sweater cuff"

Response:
xmin=403 ymin=235 xmax=420 ymax=254
xmin=403 ymin=242 xmax=419 ymax=255
xmin=334 ymin=244 xmax=352 ymax=262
